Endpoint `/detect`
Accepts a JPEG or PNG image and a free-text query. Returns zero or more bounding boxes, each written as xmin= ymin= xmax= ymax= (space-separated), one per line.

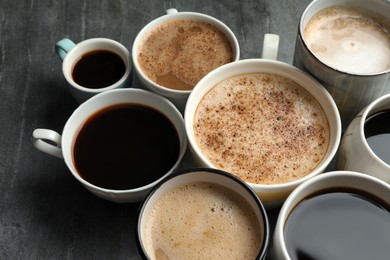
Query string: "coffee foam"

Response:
xmin=138 ymin=19 xmax=233 ymax=90
xmin=304 ymin=6 xmax=390 ymax=74
xmin=142 ymin=182 xmax=262 ymax=259
xmin=194 ymin=73 xmax=330 ymax=185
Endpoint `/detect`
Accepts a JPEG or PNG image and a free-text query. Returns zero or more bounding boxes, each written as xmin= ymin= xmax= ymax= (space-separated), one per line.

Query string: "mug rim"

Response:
xmin=274 ymin=170 xmax=390 ymax=259
xmin=61 ymin=88 xmax=187 ymax=196
xmin=185 ymin=58 xmax=342 ymax=192
xmin=131 ymin=10 xmax=240 ymax=95
xmin=358 ymin=93 xmax=390 ymax=170
xmin=136 ymin=167 xmax=270 ymax=260
xmin=298 ymin=0 xmax=390 ymax=77
xmin=62 ymin=37 xmax=132 ymax=94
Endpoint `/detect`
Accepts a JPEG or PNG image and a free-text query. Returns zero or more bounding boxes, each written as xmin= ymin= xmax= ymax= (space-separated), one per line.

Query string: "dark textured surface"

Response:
xmin=0 ymin=0 xmax=311 ymax=259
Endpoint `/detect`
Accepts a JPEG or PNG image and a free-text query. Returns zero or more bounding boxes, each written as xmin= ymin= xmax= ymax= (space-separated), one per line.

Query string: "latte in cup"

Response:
xmin=137 ymin=19 xmax=234 ymax=90
xmin=304 ymin=5 xmax=390 ymax=74
xmin=141 ymin=181 xmax=263 ymax=259
xmin=194 ymin=73 xmax=330 ymax=185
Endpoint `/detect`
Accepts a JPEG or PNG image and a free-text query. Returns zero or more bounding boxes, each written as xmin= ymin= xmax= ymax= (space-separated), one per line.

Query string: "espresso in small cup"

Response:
xmin=137 ymin=168 xmax=269 ymax=259
xmin=194 ymin=73 xmax=330 ymax=185
xmin=55 ymin=38 xmax=132 ymax=103
xmin=304 ymin=5 xmax=390 ymax=74
xmin=138 ymin=19 xmax=234 ymax=90
xmin=72 ymin=50 xmax=126 ymax=89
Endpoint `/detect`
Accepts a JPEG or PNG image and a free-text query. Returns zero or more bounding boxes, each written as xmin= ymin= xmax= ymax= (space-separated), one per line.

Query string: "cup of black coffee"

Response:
xmin=336 ymin=93 xmax=390 ymax=183
xmin=32 ymin=89 xmax=187 ymax=203
xmin=137 ymin=168 xmax=270 ymax=259
xmin=55 ymin=38 xmax=132 ymax=103
xmin=272 ymin=171 xmax=390 ymax=260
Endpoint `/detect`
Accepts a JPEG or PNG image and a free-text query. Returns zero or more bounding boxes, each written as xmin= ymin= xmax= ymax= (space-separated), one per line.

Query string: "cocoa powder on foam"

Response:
xmin=137 ymin=19 xmax=233 ymax=90
xmin=194 ymin=73 xmax=330 ymax=185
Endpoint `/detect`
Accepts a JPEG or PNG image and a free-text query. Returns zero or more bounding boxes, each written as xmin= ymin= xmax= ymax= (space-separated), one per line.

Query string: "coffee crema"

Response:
xmin=194 ymin=73 xmax=329 ymax=185
xmin=142 ymin=182 xmax=263 ymax=259
xmin=304 ymin=5 xmax=390 ymax=74
xmin=284 ymin=189 xmax=390 ymax=260
xmin=73 ymin=103 xmax=180 ymax=190
xmin=137 ymin=19 xmax=233 ymax=90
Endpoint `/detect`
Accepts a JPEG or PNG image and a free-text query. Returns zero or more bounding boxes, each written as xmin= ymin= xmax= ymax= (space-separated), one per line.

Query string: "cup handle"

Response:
xmin=261 ymin=34 xmax=279 ymax=60
xmin=32 ymin=129 xmax=63 ymax=159
xmin=55 ymin=38 xmax=76 ymax=61
xmin=166 ymin=8 xmax=178 ymax=15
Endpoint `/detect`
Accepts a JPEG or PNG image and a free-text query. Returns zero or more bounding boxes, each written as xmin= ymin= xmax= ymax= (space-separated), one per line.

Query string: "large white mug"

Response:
xmin=184 ymin=38 xmax=341 ymax=208
xmin=32 ymin=89 xmax=187 ymax=203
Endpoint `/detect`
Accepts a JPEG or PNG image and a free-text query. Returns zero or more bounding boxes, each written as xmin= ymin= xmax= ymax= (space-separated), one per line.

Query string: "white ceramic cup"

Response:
xmin=55 ymin=38 xmax=132 ymax=103
xmin=336 ymin=93 xmax=390 ymax=183
xmin=272 ymin=171 xmax=390 ymax=260
xmin=184 ymin=56 xmax=341 ymax=208
xmin=136 ymin=168 xmax=270 ymax=260
xmin=132 ymin=8 xmax=240 ymax=112
xmin=293 ymin=0 xmax=390 ymax=127
xmin=32 ymin=89 xmax=187 ymax=203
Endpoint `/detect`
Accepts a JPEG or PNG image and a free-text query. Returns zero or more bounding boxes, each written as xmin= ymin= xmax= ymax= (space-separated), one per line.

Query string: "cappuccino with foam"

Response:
xmin=194 ymin=73 xmax=330 ymax=185
xmin=304 ymin=5 xmax=390 ymax=74
xmin=137 ymin=19 xmax=234 ymax=90
xmin=141 ymin=181 xmax=263 ymax=259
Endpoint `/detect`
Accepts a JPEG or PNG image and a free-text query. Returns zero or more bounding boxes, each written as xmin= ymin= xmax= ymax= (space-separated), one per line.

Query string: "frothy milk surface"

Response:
xmin=142 ymin=182 xmax=263 ymax=259
xmin=304 ymin=6 xmax=390 ymax=74
xmin=138 ymin=19 xmax=233 ymax=90
xmin=194 ymin=73 xmax=330 ymax=185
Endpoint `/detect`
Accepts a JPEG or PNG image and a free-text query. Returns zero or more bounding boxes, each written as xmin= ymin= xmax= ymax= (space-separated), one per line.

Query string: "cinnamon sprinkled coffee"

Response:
xmin=194 ymin=73 xmax=330 ymax=184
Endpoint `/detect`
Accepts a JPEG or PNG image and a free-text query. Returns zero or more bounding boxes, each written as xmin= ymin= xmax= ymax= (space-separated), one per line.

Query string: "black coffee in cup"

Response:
xmin=73 ymin=103 xmax=180 ymax=190
xmin=284 ymin=188 xmax=390 ymax=259
xmin=364 ymin=110 xmax=390 ymax=165
xmin=72 ymin=50 xmax=126 ymax=89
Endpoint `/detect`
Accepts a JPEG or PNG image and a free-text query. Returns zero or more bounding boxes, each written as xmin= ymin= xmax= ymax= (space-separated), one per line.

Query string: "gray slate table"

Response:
xmin=0 ymin=0 xmax=311 ymax=258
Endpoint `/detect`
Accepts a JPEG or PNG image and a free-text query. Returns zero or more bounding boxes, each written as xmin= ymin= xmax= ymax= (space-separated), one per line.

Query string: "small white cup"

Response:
xmin=272 ymin=171 xmax=390 ymax=259
xmin=184 ymin=48 xmax=341 ymax=208
xmin=32 ymin=89 xmax=187 ymax=203
xmin=55 ymin=38 xmax=132 ymax=103
xmin=132 ymin=8 xmax=240 ymax=112
xmin=336 ymin=93 xmax=390 ymax=183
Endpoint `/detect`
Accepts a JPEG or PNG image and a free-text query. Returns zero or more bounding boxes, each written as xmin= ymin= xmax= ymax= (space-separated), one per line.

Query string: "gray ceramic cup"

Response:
xmin=293 ymin=0 xmax=390 ymax=127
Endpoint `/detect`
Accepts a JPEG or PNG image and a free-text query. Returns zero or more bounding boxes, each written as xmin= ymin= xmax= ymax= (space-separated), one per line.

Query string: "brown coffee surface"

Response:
xmin=194 ymin=73 xmax=330 ymax=185
xmin=142 ymin=182 xmax=263 ymax=259
xmin=304 ymin=6 xmax=390 ymax=74
xmin=137 ymin=19 xmax=233 ymax=90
